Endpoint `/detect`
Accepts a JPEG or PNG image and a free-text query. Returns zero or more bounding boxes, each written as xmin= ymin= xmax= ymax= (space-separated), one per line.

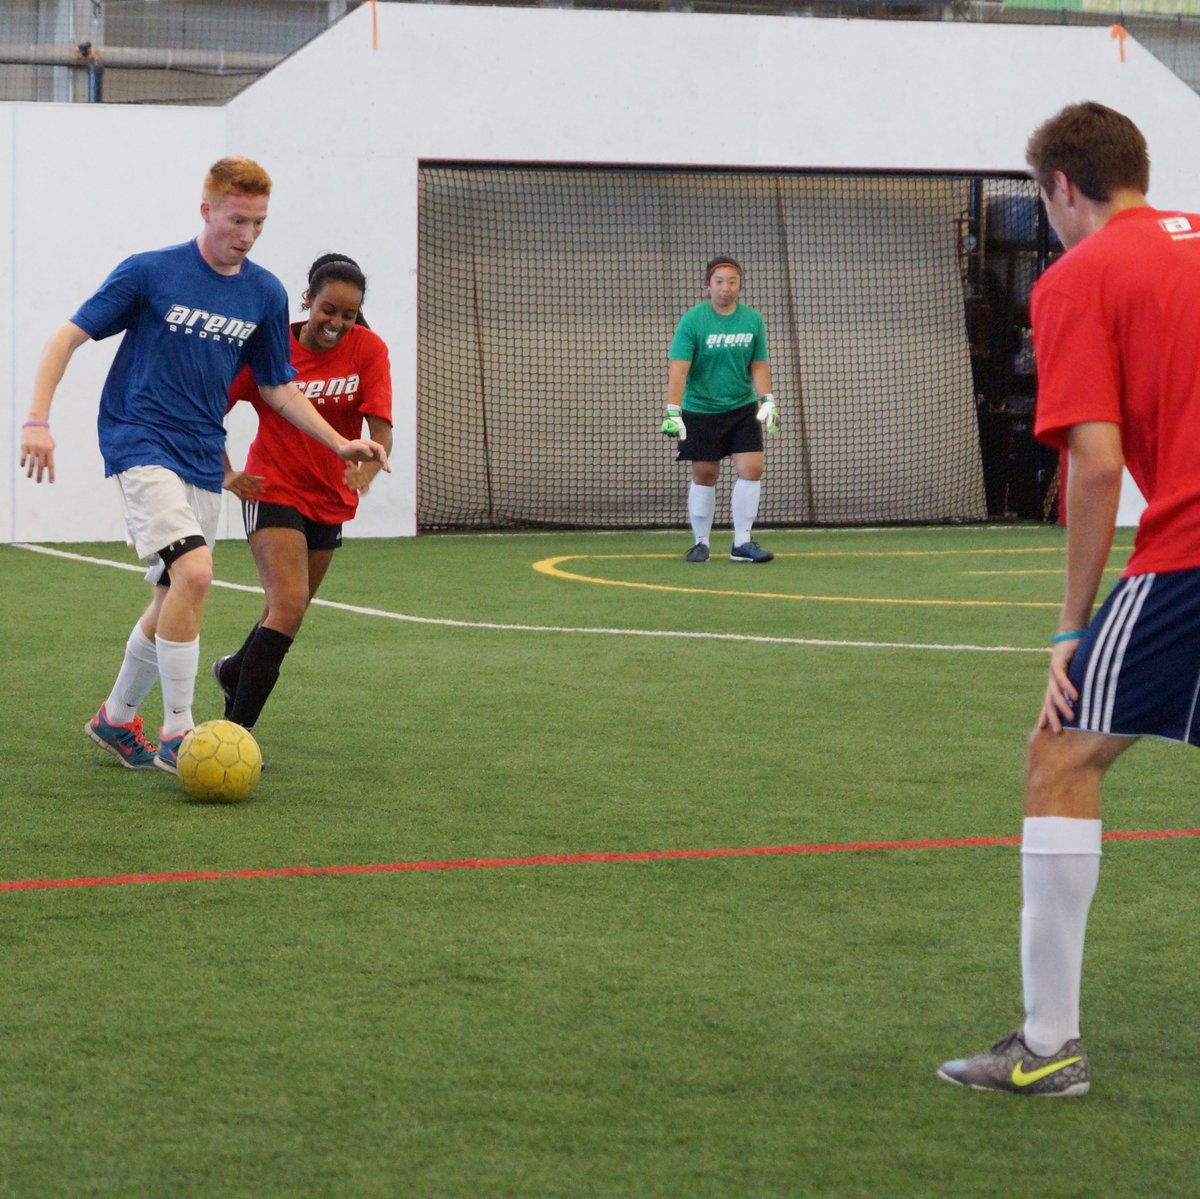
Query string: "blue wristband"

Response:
xmin=1052 ymin=630 xmax=1085 ymax=644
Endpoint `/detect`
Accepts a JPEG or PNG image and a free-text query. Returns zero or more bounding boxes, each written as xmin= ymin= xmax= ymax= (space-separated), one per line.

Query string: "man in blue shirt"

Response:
xmin=20 ymin=157 xmax=389 ymax=774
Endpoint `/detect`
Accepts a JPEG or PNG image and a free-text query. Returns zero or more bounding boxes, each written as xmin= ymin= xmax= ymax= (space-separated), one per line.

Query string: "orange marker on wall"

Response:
xmin=1111 ymin=24 xmax=1128 ymax=63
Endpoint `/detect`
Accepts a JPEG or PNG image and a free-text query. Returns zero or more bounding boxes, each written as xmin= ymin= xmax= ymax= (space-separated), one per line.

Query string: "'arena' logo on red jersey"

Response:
xmin=301 ymin=375 xmax=361 ymax=405
xmin=164 ymin=305 xmax=257 ymax=343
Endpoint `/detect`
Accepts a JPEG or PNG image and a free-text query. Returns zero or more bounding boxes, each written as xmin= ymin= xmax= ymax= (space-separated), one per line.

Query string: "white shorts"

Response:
xmin=113 ymin=466 xmax=221 ymax=584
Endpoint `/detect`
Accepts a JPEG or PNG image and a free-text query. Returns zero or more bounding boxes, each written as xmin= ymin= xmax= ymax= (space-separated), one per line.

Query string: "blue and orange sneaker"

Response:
xmin=85 ymin=703 xmax=157 ymax=770
xmin=154 ymin=730 xmax=188 ymax=775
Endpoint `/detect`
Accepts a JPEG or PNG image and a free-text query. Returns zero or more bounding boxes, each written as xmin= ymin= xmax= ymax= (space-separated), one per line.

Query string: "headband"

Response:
xmin=705 ymin=259 xmax=742 ymax=282
xmin=309 ymin=257 xmax=362 ymax=284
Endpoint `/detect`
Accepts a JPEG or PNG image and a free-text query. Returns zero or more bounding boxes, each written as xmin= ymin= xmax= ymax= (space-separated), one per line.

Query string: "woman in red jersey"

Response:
xmin=215 ymin=253 xmax=393 ymax=735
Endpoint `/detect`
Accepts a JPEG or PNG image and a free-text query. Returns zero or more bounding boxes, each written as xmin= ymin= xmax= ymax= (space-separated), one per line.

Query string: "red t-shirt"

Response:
xmin=1033 ymin=206 xmax=1200 ymax=576
xmin=227 ymin=322 xmax=393 ymax=524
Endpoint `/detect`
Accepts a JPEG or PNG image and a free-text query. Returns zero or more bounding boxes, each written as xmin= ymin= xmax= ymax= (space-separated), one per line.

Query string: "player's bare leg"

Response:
xmin=156 ymin=544 xmax=213 ymax=644
xmin=223 ymin=528 xmax=335 ymax=732
xmin=248 ymin=528 xmax=335 ymax=639
xmin=251 ymin=525 xmax=311 ymax=638
xmin=1025 ymin=726 xmax=1131 ymax=819
xmin=730 ymin=450 xmax=763 ymax=484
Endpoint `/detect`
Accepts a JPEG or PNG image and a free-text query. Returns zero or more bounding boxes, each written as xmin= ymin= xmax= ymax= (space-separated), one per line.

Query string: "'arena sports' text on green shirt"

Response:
xmin=668 ymin=302 xmax=769 ymax=414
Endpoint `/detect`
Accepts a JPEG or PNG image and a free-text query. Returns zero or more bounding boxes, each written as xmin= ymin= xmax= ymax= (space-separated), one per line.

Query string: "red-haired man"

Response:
xmin=21 ymin=157 xmax=388 ymax=775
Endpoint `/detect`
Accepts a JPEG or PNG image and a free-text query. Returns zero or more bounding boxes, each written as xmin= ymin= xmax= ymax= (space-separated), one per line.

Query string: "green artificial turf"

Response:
xmin=1 ymin=527 xmax=1196 ymax=1197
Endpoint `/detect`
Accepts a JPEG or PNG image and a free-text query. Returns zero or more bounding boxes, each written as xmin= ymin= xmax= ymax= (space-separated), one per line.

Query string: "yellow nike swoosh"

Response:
xmin=1011 ymin=1056 xmax=1082 ymax=1087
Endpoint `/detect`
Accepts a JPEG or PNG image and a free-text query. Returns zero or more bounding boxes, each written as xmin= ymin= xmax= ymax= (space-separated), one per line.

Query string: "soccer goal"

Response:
xmin=417 ymin=164 xmax=1050 ymax=531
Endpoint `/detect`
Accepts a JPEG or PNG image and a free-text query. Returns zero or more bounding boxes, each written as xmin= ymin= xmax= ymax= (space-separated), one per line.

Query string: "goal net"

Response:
xmin=418 ymin=164 xmax=1028 ymax=531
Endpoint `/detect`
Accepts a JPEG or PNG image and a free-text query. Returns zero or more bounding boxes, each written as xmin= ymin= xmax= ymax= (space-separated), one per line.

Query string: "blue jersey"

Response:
xmin=72 ymin=239 xmax=296 ymax=492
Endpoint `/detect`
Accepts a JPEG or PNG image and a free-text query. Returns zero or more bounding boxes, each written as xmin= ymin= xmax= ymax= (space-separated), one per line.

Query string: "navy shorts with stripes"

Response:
xmin=1067 ymin=569 xmax=1200 ymax=746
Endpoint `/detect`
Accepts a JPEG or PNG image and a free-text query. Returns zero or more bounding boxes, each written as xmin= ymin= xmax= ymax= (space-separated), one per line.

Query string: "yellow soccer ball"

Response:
xmin=176 ymin=719 xmax=262 ymax=803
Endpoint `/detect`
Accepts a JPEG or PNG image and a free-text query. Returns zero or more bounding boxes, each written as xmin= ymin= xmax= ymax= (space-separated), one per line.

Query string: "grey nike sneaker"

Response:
xmin=684 ymin=542 xmax=710 ymax=563
xmin=938 ymin=1030 xmax=1090 ymax=1097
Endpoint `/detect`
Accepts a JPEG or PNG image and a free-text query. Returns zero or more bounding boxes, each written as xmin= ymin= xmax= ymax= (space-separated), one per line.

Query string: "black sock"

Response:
xmin=229 ymin=627 xmax=293 ymax=730
xmin=220 ymin=625 xmax=260 ymax=685
xmin=217 ymin=624 xmax=260 ymax=718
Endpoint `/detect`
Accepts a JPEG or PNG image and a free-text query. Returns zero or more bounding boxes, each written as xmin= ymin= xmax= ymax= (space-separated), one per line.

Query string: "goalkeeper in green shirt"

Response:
xmin=661 ymin=256 xmax=778 ymax=563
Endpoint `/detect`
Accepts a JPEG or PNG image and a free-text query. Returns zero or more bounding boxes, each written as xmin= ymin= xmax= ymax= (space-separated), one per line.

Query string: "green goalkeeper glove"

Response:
xmin=661 ymin=404 xmax=687 ymax=440
xmin=756 ymin=394 xmax=779 ymax=437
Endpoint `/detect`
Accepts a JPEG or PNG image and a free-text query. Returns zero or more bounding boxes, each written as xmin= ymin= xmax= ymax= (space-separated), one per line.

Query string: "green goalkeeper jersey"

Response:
xmin=668 ymin=301 xmax=769 ymax=414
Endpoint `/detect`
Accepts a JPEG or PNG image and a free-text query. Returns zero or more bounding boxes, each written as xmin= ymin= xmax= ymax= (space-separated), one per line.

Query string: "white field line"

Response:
xmin=12 ymin=542 xmax=1047 ymax=655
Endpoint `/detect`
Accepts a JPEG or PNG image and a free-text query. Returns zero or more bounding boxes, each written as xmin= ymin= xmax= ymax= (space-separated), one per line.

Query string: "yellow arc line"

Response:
xmin=533 ymin=555 xmax=1060 ymax=608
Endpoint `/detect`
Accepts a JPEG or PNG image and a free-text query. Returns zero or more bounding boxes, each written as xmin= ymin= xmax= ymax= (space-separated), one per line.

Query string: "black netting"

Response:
xmin=971 ymin=177 xmax=1063 ymax=523
xmin=418 ymin=165 xmax=1050 ymax=530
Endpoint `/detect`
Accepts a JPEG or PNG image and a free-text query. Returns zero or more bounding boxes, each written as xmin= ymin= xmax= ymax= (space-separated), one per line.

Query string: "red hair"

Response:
xmin=203 ymin=157 xmax=272 ymax=202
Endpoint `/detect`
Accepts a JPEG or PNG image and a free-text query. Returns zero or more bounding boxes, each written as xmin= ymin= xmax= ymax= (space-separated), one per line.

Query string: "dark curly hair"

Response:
xmin=305 ymin=253 xmax=370 ymax=329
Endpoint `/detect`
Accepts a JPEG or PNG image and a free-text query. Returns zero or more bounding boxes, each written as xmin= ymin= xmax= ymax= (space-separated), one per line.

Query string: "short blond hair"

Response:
xmin=203 ymin=156 xmax=272 ymax=202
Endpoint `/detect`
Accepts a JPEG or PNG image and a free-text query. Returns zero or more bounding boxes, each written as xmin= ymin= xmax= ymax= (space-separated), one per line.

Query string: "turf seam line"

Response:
xmin=3 ymin=830 xmax=1197 ymax=893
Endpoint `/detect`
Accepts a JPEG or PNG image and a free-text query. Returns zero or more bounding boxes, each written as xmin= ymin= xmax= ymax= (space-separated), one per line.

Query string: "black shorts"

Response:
xmin=242 ymin=500 xmax=343 ymax=552
xmin=675 ymin=401 xmax=763 ymax=462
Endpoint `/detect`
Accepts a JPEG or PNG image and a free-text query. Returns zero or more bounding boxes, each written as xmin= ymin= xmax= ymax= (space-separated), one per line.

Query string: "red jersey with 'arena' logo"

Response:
xmin=1032 ymin=206 xmax=1200 ymax=577
xmin=227 ymin=322 xmax=392 ymax=524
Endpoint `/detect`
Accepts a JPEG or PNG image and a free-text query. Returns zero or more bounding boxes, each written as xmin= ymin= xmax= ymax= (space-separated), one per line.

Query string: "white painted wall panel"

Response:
xmin=4 ymin=103 xmax=225 ymax=541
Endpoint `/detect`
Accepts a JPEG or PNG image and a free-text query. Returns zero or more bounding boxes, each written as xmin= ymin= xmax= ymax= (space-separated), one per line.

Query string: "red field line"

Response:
xmin=2 ymin=829 xmax=1197 ymax=893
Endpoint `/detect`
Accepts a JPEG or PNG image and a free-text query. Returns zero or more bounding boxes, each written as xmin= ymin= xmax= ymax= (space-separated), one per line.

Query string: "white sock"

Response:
xmin=105 ymin=623 xmax=159 ymax=725
xmin=731 ymin=478 xmax=761 ymax=546
xmin=688 ymin=483 xmax=715 ymax=546
xmin=1020 ymin=816 xmax=1102 ymax=1055
xmin=156 ymin=635 xmax=200 ymax=738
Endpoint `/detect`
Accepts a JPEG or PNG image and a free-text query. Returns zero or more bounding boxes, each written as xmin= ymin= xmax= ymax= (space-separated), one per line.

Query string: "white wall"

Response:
xmin=3 ymin=103 xmax=227 ymax=542
xmin=5 ymin=4 xmax=1195 ymax=542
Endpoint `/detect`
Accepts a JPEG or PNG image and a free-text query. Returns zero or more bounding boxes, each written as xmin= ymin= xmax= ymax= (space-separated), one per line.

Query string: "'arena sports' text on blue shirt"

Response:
xmin=72 ymin=239 xmax=296 ymax=492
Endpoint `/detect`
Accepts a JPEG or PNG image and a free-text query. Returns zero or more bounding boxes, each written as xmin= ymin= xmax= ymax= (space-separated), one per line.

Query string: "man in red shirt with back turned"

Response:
xmin=939 ymin=101 xmax=1200 ymax=1096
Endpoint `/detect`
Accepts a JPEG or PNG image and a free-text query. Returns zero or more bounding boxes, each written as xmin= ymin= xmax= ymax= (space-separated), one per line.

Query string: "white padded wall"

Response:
xmin=5 ymin=6 xmax=1196 ymax=540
